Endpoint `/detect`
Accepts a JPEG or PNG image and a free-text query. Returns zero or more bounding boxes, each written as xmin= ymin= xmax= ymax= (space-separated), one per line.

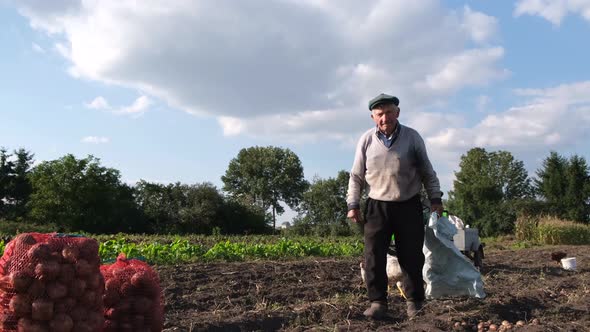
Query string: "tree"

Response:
xmin=534 ymin=151 xmax=568 ymax=216
xmin=447 ymin=148 xmax=532 ymax=236
xmin=295 ymin=170 xmax=351 ymax=235
xmin=535 ymin=152 xmax=590 ymax=223
xmin=222 ymin=146 xmax=308 ymax=230
xmin=564 ymin=155 xmax=590 ymax=223
xmin=220 ymin=199 xmax=270 ymax=234
xmin=0 ymin=148 xmax=13 ymax=218
xmin=8 ymin=148 xmax=34 ymax=219
xmin=0 ymin=148 xmax=34 ymax=220
xmin=27 ymin=154 xmax=142 ymax=233
xmin=134 ymin=180 xmax=269 ymax=234
xmin=134 ymin=181 xmax=179 ymax=233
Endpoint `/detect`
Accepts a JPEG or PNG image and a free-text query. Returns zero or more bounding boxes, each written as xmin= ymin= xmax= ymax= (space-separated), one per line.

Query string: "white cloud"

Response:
xmin=430 ymin=81 xmax=590 ymax=151
xmin=218 ymin=109 xmax=360 ymax=144
xmin=32 ymin=42 xmax=45 ymax=53
xmin=417 ymin=47 xmax=509 ymax=94
xmin=514 ymin=0 xmax=590 ymax=25
xmin=461 ymin=6 xmax=498 ymax=43
xmin=114 ymin=96 xmax=152 ymax=116
xmin=425 ymin=81 xmax=590 ymax=190
xmin=13 ymin=0 xmax=506 ymax=139
xmin=81 ymin=136 xmax=110 ymax=144
xmin=85 ymin=96 xmax=110 ymax=110
xmin=218 ymin=116 xmax=245 ymax=137
xmin=85 ymin=95 xmax=152 ymax=116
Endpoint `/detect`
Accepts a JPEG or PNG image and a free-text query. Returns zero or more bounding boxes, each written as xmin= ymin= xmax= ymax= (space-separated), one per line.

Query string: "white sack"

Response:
xmin=423 ymin=212 xmax=486 ymax=299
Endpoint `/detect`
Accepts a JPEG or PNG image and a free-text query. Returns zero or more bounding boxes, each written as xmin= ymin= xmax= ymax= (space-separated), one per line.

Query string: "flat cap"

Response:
xmin=368 ymin=93 xmax=399 ymax=111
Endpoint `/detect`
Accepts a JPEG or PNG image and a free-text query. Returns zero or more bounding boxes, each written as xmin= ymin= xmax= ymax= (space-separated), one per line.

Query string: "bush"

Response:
xmin=536 ymin=217 xmax=590 ymax=245
xmin=514 ymin=214 xmax=538 ymax=241
xmin=515 ymin=215 xmax=590 ymax=245
xmin=0 ymin=220 xmax=59 ymax=237
xmin=282 ymin=221 xmax=362 ymax=237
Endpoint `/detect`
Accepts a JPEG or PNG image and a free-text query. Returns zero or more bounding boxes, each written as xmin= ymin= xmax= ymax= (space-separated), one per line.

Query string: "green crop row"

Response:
xmin=99 ymin=237 xmax=363 ymax=264
xmin=0 ymin=236 xmax=363 ymax=265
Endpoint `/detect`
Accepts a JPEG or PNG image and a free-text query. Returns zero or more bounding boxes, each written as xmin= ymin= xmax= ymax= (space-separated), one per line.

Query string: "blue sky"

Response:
xmin=1 ymin=0 xmax=589 ymax=225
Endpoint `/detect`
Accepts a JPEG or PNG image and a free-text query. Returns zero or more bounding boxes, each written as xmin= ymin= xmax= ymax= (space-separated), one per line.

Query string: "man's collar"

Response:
xmin=375 ymin=121 xmax=400 ymax=137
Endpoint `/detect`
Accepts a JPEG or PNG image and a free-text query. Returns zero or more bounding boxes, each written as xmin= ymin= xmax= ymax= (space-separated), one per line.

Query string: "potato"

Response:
xmin=75 ymin=259 xmax=92 ymax=277
xmin=103 ymin=288 xmax=120 ymax=307
xmin=57 ymin=264 xmax=75 ymax=284
xmin=105 ymin=278 xmax=121 ymax=293
xmin=1 ymin=312 xmax=18 ymax=330
xmin=0 ymin=291 xmax=8 ymax=306
xmin=133 ymin=296 xmax=152 ymax=314
xmin=61 ymin=247 xmax=79 ymax=263
xmin=35 ymin=261 xmax=61 ymax=281
xmin=86 ymin=311 xmax=104 ymax=327
xmin=78 ymin=239 xmax=99 ymax=261
xmin=112 ymin=266 xmax=131 ymax=280
xmin=80 ymin=290 xmax=99 ymax=308
xmin=50 ymin=252 xmax=63 ymax=264
xmin=54 ymin=297 xmax=76 ymax=313
xmin=68 ymin=279 xmax=86 ymax=298
xmin=101 ymin=269 xmax=113 ymax=279
xmin=49 ymin=313 xmax=74 ymax=332
xmin=47 ymin=282 xmax=68 ymax=300
xmin=73 ymin=321 xmax=94 ymax=332
xmin=131 ymin=314 xmax=145 ymax=327
xmin=105 ymin=308 xmax=119 ymax=320
xmin=28 ymin=280 xmax=46 ymax=298
xmin=119 ymin=322 xmax=134 ymax=332
xmin=10 ymin=270 xmax=34 ymax=293
xmin=14 ymin=233 xmax=37 ymax=246
xmin=120 ymin=281 xmax=135 ymax=297
xmin=103 ymin=319 xmax=117 ymax=332
xmin=70 ymin=307 xmax=91 ymax=323
xmin=9 ymin=294 xmax=32 ymax=316
xmin=0 ymin=275 xmax=13 ymax=292
xmin=27 ymin=243 xmax=51 ymax=261
xmin=17 ymin=317 xmax=48 ymax=332
xmin=32 ymin=299 xmax=54 ymax=321
xmin=116 ymin=298 xmax=131 ymax=313
xmin=86 ymin=273 xmax=101 ymax=289
xmin=130 ymin=271 xmax=150 ymax=288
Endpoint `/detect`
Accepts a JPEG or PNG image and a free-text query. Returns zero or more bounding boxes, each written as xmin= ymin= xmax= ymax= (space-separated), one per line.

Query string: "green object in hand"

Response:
xmin=442 ymin=210 xmax=449 ymax=218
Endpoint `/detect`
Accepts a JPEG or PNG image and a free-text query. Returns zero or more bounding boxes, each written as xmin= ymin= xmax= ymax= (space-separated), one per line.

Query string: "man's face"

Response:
xmin=371 ymin=103 xmax=400 ymax=134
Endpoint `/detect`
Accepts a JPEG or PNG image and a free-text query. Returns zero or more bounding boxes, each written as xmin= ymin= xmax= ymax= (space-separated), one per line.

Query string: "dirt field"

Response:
xmin=157 ymin=245 xmax=589 ymax=331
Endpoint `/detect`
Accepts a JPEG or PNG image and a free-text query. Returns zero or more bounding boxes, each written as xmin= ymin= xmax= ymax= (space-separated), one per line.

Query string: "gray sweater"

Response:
xmin=346 ymin=124 xmax=442 ymax=209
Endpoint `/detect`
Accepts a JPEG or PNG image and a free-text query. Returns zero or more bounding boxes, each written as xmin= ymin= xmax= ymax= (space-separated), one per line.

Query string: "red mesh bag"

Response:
xmin=0 ymin=233 xmax=104 ymax=332
xmin=100 ymin=253 xmax=164 ymax=332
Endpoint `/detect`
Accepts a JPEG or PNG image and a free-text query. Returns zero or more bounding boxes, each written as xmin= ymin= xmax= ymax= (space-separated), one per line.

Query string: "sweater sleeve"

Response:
xmin=413 ymin=132 xmax=442 ymax=204
xmin=346 ymin=133 xmax=368 ymax=210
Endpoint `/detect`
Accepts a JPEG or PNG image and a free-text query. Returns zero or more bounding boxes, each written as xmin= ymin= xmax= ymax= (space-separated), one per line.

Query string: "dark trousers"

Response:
xmin=363 ymin=195 xmax=425 ymax=303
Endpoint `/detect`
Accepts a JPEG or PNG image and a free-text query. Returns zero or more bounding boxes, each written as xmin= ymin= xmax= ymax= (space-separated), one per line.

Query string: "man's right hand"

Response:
xmin=347 ymin=208 xmax=361 ymax=223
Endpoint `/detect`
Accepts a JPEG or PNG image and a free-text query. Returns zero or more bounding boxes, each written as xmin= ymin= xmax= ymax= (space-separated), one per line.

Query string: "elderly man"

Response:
xmin=347 ymin=93 xmax=443 ymax=319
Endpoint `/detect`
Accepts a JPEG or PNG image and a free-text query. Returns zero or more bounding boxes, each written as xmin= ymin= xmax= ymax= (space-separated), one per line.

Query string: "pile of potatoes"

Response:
xmin=101 ymin=254 xmax=164 ymax=332
xmin=0 ymin=233 xmax=104 ymax=332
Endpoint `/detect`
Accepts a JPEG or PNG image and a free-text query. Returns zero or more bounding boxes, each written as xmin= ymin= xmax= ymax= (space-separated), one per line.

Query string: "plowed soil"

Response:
xmin=157 ymin=245 xmax=589 ymax=331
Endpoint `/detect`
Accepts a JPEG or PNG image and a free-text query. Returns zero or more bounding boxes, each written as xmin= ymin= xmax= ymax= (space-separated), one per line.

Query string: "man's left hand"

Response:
xmin=431 ymin=203 xmax=443 ymax=217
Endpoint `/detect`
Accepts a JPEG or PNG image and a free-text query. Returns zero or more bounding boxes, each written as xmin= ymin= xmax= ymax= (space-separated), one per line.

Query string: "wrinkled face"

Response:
xmin=371 ymin=103 xmax=400 ymax=134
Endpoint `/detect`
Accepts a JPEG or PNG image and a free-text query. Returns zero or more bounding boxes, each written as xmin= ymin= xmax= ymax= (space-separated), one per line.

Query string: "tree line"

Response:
xmin=0 ymin=146 xmax=588 ymax=236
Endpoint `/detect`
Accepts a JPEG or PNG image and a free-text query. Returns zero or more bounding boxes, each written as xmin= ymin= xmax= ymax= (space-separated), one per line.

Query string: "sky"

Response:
xmin=1 ymin=0 xmax=590 ymax=225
